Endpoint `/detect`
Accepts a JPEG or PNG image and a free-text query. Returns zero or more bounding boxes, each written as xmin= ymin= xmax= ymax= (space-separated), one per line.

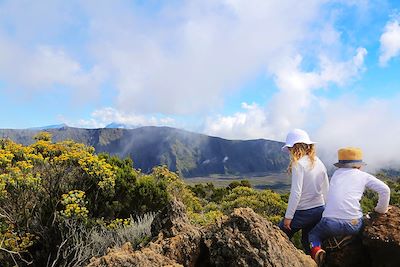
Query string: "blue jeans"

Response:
xmin=308 ymin=217 xmax=364 ymax=248
xmin=279 ymin=205 xmax=325 ymax=254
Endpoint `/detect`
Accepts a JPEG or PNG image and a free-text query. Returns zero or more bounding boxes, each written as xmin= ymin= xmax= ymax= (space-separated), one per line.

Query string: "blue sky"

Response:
xmin=0 ymin=0 xmax=399 ymax=167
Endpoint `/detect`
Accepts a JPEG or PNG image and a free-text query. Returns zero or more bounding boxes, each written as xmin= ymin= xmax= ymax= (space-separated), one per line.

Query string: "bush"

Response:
xmin=0 ymin=136 xmax=118 ymax=265
xmin=221 ymin=186 xmax=286 ymax=223
xmin=0 ymin=135 xmax=180 ymax=266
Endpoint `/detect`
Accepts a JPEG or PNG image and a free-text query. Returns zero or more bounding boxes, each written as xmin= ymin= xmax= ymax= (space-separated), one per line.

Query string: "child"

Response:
xmin=279 ymin=129 xmax=329 ymax=254
xmin=308 ymin=147 xmax=390 ymax=266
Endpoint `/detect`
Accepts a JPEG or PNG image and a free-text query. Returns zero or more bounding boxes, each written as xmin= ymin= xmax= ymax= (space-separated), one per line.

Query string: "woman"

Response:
xmin=278 ymin=129 xmax=329 ymax=254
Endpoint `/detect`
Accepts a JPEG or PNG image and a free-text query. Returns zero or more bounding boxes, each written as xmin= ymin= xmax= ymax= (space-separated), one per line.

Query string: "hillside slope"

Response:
xmin=0 ymin=126 xmax=288 ymax=177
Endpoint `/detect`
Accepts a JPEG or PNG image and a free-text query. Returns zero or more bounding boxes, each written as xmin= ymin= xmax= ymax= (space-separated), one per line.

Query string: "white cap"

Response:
xmin=281 ymin=129 xmax=315 ymax=152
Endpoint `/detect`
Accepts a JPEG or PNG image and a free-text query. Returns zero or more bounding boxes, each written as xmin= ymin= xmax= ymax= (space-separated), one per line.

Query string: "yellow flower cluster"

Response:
xmin=0 ymin=150 xmax=14 ymax=168
xmin=0 ymin=170 xmax=41 ymax=194
xmin=79 ymin=156 xmax=116 ymax=190
xmin=1 ymin=229 xmax=35 ymax=252
xmin=107 ymin=218 xmax=132 ymax=229
xmin=1 ymin=135 xmax=117 ymax=198
xmin=60 ymin=190 xmax=89 ymax=218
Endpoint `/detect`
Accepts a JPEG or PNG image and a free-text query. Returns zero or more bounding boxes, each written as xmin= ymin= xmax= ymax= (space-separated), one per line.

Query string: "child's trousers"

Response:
xmin=308 ymin=217 xmax=363 ymax=248
xmin=279 ymin=205 xmax=325 ymax=254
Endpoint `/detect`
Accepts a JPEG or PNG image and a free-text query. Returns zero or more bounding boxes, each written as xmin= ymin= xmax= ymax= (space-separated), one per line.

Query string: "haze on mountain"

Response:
xmin=0 ymin=125 xmax=288 ymax=177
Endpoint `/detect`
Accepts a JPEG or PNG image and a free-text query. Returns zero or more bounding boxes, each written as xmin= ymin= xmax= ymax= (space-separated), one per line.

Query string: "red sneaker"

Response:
xmin=311 ymin=246 xmax=326 ymax=267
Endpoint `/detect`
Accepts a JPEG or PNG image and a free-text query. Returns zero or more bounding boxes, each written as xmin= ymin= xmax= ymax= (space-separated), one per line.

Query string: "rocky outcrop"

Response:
xmin=149 ymin=199 xmax=203 ymax=266
xmin=324 ymin=205 xmax=400 ymax=267
xmin=362 ymin=206 xmax=400 ymax=267
xmin=88 ymin=199 xmax=315 ymax=267
xmin=87 ymin=243 xmax=182 ymax=267
xmin=203 ymin=208 xmax=315 ymax=267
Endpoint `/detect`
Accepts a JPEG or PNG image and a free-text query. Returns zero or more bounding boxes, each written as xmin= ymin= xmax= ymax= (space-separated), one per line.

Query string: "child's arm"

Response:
xmin=322 ymin=169 xmax=329 ymax=204
xmin=365 ymin=174 xmax=390 ymax=214
xmin=285 ymin=164 xmax=304 ymax=219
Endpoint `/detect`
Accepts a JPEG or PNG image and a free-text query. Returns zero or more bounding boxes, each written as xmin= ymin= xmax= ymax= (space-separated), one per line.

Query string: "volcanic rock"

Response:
xmin=88 ymin=200 xmax=318 ymax=267
xmin=87 ymin=242 xmax=181 ymax=267
xmin=203 ymin=207 xmax=315 ymax=267
xmin=362 ymin=205 xmax=400 ymax=267
xmin=324 ymin=205 xmax=400 ymax=267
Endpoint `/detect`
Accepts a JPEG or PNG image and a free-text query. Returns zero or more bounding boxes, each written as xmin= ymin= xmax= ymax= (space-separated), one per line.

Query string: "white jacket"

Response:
xmin=323 ymin=168 xmax=390 ymax=220
xmin=285 ymin=156 xmax=329 ymax=219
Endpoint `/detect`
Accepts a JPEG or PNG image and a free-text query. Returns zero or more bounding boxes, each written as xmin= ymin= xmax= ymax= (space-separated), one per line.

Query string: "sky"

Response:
xmin=0 ymin=0 xmax=399 ymax=169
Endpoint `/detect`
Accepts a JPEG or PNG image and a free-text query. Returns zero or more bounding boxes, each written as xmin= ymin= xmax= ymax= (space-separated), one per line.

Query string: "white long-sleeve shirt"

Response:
xmin=285 ymin=156 xmax=329 ymax=219
xmin=323 ymin=168 xmax=390 ymax=220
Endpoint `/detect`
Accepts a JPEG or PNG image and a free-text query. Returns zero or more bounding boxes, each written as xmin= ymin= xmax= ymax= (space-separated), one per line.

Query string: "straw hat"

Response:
xmin=281 ymin=129 xmax=316 ymax=152
xmin=334 ymin=147 xmax=367 ymax=168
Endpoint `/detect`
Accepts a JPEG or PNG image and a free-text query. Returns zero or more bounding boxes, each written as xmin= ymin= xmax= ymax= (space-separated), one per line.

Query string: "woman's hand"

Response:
xmin=284 ymin=218 xmax=292 ymax=230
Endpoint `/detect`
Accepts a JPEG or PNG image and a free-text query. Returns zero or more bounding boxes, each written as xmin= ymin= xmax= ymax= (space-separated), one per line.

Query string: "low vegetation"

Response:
xmin=0 ymin=133 xmax=399 ymax=266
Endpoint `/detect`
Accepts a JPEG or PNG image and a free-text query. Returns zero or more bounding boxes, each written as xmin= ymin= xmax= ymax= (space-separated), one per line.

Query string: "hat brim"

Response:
xmin=334 ymin=162 xmax=367 ymax=168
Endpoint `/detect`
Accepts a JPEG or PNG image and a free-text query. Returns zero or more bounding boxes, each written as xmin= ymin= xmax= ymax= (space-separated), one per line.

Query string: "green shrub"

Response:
xmin=221 ymin=186 xmax=286 ymax=223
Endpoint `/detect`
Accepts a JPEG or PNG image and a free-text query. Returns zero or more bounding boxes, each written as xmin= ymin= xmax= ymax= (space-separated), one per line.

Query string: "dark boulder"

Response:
xmin=362 ymin=205 xmax=400 ymax=267
xmin=323 ymin=235 xmax=370 ymax=267
xmin=324 ymin=205 xmax=400 ymax=267
xmin=203 ymin=207 xmax=315 ymax=267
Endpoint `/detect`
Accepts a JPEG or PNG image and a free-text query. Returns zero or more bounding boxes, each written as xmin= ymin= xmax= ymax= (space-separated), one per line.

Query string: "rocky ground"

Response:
xmin=87 ymin=201 xmax=400 ymax=267
xmin=87 ymin=199 xmax=315 ymax=267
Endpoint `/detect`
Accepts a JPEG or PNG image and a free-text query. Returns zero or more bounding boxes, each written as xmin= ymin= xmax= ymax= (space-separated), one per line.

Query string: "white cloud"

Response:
xmin=0 ymin=38 xmax=103 ymax=99
xmin=0 ymin=0 xmax=371 ymax=115
xmin=205 ymin=102 xmax=270 ymax=140
xmin=84 ymin=0 xmax=325 ymax=115
xmin=315 ymin=95 xmax=400 ymax=171
xmin=67 ymin=107 xmax=175 ymax=129
xmin=205 ymin=47 xmax=368 ymax=140
xmin=379 ymin=18 xmax=400 ymax=66
xmin=0 ymin=0 xmax=102 ymax=100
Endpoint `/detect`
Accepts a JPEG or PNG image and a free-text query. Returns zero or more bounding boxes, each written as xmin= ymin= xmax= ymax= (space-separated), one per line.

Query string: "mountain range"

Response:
xmin=0 ymin=125 xmax=288 ymax=177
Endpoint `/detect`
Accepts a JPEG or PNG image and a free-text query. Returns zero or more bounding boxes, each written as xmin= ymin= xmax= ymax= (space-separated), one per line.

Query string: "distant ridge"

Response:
xmin=0 ymin=126 xmax=288 ymax=177
xmin=28 ymin=123 xmax=68 ymax=130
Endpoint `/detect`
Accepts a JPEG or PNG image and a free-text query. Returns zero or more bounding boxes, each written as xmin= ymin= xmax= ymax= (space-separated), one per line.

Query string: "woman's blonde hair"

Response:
xmin=287 ymin=143 xmax=316 ymax=174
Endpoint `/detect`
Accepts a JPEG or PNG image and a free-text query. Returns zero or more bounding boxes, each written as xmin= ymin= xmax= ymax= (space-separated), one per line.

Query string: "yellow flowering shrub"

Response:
xmin=0 ymin=133 xmax=119 ymax=264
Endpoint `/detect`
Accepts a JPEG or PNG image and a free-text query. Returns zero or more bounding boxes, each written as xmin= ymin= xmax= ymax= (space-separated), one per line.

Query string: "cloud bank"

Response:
xmin=379 ymin=18 xmax=400 ymax=66
xmin=205 ymin=47 xmax=368 ymax=140
xmin=85 ymin=0 xmax=326 ymax=115
xmin=69 ymin=107 xmax=175 ymax=129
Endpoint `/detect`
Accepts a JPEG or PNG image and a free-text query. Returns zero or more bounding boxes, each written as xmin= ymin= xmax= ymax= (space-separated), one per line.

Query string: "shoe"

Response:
xmin=310 ymin=246 xmax=321 ymax=259
xmin=315 ymin=249 xmax=326 ymax=267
